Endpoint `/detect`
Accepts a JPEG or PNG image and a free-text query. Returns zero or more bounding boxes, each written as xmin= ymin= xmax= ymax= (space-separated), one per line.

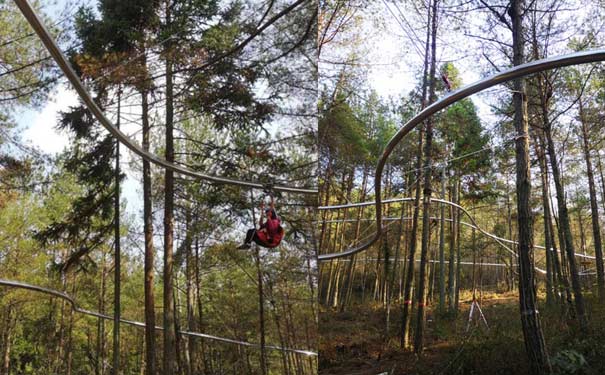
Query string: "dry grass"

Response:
xmin=320 ymin=289 xmax=605 ymax=375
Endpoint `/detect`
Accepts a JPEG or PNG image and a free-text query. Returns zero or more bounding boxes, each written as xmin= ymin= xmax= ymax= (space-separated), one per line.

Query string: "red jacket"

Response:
xmin=257 ymin=217 xmax=283 ymax=248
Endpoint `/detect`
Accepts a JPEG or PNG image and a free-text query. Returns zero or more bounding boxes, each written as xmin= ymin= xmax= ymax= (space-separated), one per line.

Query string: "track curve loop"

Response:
xmin=318 ymin=49 xmax=605 ymax=260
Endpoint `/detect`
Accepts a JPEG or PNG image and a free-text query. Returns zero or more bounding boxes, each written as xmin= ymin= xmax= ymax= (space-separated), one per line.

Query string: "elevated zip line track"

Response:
xmin=13 ymin=0 xmax=317 ymax=196
xmin=10 ymin=0 xmax=318 ymax=358
xmin=317 ymin=49 xmax=605 ymax=261
xmin=0 ymin=279 xmax=318 ymax=357
xmin=319 ymin=196 xmax=599 ymax=263
xmin=318 ymin=198 xmax=550 ymax=274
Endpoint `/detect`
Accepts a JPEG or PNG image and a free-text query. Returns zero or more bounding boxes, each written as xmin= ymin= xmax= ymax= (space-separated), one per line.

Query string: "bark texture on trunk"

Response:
xmin=511 ymin=0 xmax=551 ymax=372
xmin=579 ymin=101 xmax=605 ymax=300
xmin=413 ymin=0 xmax=439 ymax=354
xmin=142 ymin=85 xmax=156 ymax=375
xmin=163 ymin=3 xmax=177 ymax=372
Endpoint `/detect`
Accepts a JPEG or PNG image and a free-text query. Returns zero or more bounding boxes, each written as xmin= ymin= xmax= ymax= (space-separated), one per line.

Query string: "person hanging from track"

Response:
xmin=238 ymin=195 xmax=284 ymax=249
xmin=441 ymin=71 xmax=452 ymax=92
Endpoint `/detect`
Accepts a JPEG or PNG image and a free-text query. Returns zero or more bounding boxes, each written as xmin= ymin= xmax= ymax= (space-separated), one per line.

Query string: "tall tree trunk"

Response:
xmin=341 ymin=166 xmax=369 ymax=311
xmin=1 ymin=306 xmax=13 ymax=375
xmin=448 ymin=178 xmax=457 ymax=312
xmin=401 ymin=128 xmax=424 ymax=349
xmin=112 ymin=87 xmax=121 ymax=375
xmin=576 ymin=203 xmax=586 ymax=256
xmin=141 ymin=83 xmax=156 ymax=375
xmin=381 ymin=167 xmax=393 ymax=307
xmin=173 ymin=277 xmax=184 ymax=374
xmin=414 ymin=0 xmax=439 ymax=354
xmin=185 ymin=213 xmax=196 ymax=375
xmin=537 ymin=133 xmax=571 ymax=311
xmin=511 ymin=0 xmax=551 ymax=372
xmin=454 ymin=179 xmax=462 ymax=310
xmin=400 ymin=0 xmax=432 ymax=348
xmin=255 ymin=246 xmax=268 ymax=375
xmin=66 ymin=279 xmax=76 ymax=375
xmin=387 ymin=178 xmax=405 ymax=332
xmin=438 ymin=167 xmax=446 ymax=312
xmin=579 ymin=100 xmax=605 ymax=300
xmin=533 ymin=133 xmax=555 ymax=306
xmin=545 ymin=109 xmax=588 ymax=330
xmin=596 ymin=151 xmax=605 ymax=209
xmin=319 ymin=159 xmax=333 ymax=251
xmin=194 ymin=238 xmax=207 ymax=373
xmin=97 ymin=251 xmax=108 ymax=375
xmin=163 ymin=2 xmax=177 ymax=373
xmin=507 ymin=192 xmax=515 ymax=292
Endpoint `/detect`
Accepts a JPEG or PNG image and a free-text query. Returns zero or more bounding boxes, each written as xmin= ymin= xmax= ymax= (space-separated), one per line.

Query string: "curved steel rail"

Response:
xmin=0 ymin=279 xmax=317 ymax=357
xmin=319 ymin=198 xmax=516 ymax=265
xmin=319 ymin=197 xmax=514 ymax=259
xmin=318 ymin=49 xmax=605 ymax=261
xmin=12 ymin=0 xmax=317 ymax=195
xmin=319 ymin=197 xmax=596 ymax=263
xmin=321 ymin=213 xmax=547 ymax=274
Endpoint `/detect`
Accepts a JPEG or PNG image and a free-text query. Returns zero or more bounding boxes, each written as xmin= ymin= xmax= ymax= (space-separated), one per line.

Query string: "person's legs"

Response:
xmin=244 ymin=228 xmax=256 ymax=244
xmin=237 ymin=229 xmax=256 ymax=249
xmin=252 ymin=235 xmax=265 ymax=247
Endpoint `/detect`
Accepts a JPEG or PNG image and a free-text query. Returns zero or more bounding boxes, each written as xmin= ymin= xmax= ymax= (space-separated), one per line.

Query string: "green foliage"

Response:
xmin=440 ymin=62 xmax=463 ymax=91
xmin=319 ymin=93 xmax=368 ymax=167
xmin=440 ymin=97 xmax=494 ymax=199
xmin=36 ymin=129 xmax=118 ymax=273
xmin=552 ymin=350 xmax=589 ymax=375
xmin=0 ymin=1 xmax=59 ymax=112
xmin=74 ymin=0 xmax=160 ymax=57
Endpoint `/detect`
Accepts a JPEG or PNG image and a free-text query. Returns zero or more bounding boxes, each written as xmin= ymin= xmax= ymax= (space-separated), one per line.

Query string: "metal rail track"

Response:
xmin=13 ymin=0 xmax=317 ymax=195
xmin=0 ymin=279 xmax=317 ymax=356
xmin=318 ymin=49 xmax=605 ymax=260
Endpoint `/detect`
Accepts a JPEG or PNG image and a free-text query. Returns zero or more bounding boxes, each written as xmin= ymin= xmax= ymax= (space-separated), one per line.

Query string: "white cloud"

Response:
xmin=22 ymin=84 xmax=79 ymax=155
xmin=19 ymin=84 xmax=144 ymax=219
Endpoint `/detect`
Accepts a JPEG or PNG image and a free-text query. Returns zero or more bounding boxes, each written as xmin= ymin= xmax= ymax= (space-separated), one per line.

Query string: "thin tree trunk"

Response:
xmin=173 ymin=276 xmax=184 ymax=374
xmin=185 ymin=213 xmax=196 ymax=375
xmin=194 ymin=237 xmax=207 ymax=373
xmin=400 ymin=0 xmax=432 ymax=348
xmin=455 ymin=179 xmax=462 ymax=311
xmin=66 ymin=280 xmax=76 ymax=375
xmin=448 ymin=179 xmax=457 ymax=312
xmin=438 ymin=167 xmax=446 ymax=312
xmin=1 ymin=307 xmax=13 ymax=375
xmin=537 ymin=133 xmax=571 ymax=311
xmin=511 ymin=0 xmax=551 ymax=371
xmin=534 ymin=133 xmax=555 ymax=306
xmin=255 ymin=245 xmax=268 ymax=375
xmin=97 ymin=250 xmax=108 ymax=375
xmin=507 ymin=192 xmax=515 ymax=292
xmin=545 ymin=110 xmax=588 ymax=330
xmin=576 ymin=202 xmax=586 ymax=256
xmin=401 ymin=128 xmax=424 ymax=349
xmin=112 ymin=87 xmax=121 ymax=375
xmin=163 ymin=2 xmax=177 ymax=372
xmin=342 ymin=167 xmax=369 ymax=311
xmin=387 ymin=183 xmax=405 ymax=332
xmin=579 ymin=100 xmax=605 ymax=300
xmin=596 ymin=151 xmax=605 ymax=210
xmin=414 ymin=0 xmax=439 ymax=354
xmin=141 ymin=84 xmax=156 ymax=375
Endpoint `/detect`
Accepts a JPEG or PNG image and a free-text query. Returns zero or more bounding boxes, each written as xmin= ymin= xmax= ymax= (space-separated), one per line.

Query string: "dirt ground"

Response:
xmin=319 ymin=291 xmax=605 ymax=375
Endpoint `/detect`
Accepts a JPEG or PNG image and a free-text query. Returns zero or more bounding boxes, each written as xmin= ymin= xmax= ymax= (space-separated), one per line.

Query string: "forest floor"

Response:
xmin=319 ymin=289 xmax=605 ymax=375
